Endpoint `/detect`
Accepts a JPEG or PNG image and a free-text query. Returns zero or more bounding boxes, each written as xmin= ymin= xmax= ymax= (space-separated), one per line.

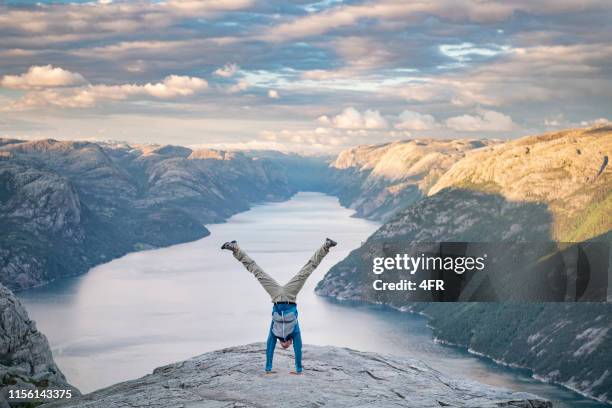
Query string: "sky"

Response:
xmin=0 ymin=0 xmax=610 ymax=153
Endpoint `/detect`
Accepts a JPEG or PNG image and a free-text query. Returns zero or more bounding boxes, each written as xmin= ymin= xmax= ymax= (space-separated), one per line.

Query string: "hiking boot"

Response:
xmin=221 ymin=240 xmax=239 ymax=252
xmin=324 ymin=238 xmax=337 ymax=249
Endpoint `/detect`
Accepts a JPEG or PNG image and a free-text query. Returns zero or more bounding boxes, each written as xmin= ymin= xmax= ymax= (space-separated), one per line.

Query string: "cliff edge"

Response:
xmin=42 ymin=343 xmax=550 ymax=408
xmin=0 ymin=284 xmax=79 ymax=408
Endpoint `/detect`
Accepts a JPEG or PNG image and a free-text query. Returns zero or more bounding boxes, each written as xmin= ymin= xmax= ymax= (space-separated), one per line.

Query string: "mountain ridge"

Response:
xmin=0 ymin=138 xmax=293 ymax=291
xmin=328 ymin=138 xmax=498 ymax=220
xmin=316 ymin=126 xmax=612 ymax=402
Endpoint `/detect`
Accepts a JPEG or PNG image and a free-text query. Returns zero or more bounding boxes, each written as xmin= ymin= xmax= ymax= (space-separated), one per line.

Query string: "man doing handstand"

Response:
xmin=221 ymin=238 xmax=337 ymax=374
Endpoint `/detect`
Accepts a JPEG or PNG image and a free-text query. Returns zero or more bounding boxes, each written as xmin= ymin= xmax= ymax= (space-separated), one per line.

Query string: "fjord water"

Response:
xmin=19 ymin=193 xmax=604 ymax=406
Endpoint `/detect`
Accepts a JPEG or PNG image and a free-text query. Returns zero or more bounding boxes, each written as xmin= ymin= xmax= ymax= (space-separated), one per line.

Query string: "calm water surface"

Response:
xmin=19 ymin=193 xmax=605 ymax=407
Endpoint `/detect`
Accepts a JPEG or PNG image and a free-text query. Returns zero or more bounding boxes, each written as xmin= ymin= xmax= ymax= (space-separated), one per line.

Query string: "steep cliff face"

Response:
xmin=0 ymin=139 xmax=293 ymax=291
xmin=41 ymin=343 xmax=550 ymax=408
xmin=0 ymin=159 xmax=87 ymax=290
xmin=410 ymin=303 xmax=612 ymax=404
xmin=329 ymin=138 xmax=497 ymax=220
xmin=0 ymin=284 xmax=79 ymax=407
xmin=316 ymin=126 xmax=612 ymax=401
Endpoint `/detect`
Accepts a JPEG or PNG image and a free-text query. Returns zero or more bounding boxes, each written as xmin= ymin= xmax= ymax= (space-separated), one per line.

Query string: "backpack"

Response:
xmin=271 ymin=310 xmax=297 ymax=340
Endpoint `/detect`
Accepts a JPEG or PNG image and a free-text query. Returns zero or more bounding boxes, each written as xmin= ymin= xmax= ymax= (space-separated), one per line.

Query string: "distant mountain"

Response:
xmin=429 ymin=126 xmax=611 ymax=242
xmin=243 ymin=150 xmax=335 ymax=192
xmin=0 ymin=283 xmax=79 ymax=406
xmin=0 ymin=137 xmax=500 ymax=292
xmin=328 ymin=138 xmax=498 ymax=220
xmin=316 ymin=126 xmax=612 ymax=402
xmin=0 ymin=139 xmax=293 ymax=290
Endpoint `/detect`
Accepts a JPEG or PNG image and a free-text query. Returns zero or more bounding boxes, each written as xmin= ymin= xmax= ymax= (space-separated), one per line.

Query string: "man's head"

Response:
xmin=280 ymin=338 xmax=293 ymax=349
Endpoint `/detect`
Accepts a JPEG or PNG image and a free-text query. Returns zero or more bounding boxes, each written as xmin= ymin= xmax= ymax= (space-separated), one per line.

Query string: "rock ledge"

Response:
xmin=43 ymin=343 xmax=551 ymax=408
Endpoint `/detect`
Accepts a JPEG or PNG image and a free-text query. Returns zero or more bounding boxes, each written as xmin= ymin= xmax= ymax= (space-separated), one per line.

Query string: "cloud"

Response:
xmin=390 ymin=42 xmax=612 ymax=108
xmin=301 ymin=70 xmax=345 ymax=81
xmin=332 ymin=36 xmax=393 ymax=69
xmin=124 ymin=60 xmax=146 ymax=73
xmin=259 ymin=127 xmax=353 ymax=153
xmin=143 ymin=75 xmax=207 ymax=98
xmin=446 ymin=109 xmax=515 ymax=131
xmin=262 ymin=0 xmax=609 ymax=42
xmin=196 ymin=139 xmax=289 ymax=152
xmin=314 ymin=107 xmax=511 ymax=135
xmin=395 ymin=110 xmax=439 ymax=130
xmin=228 ymin=79 xmax=250 ymax=93
xmin=544 ymin=115 xmax=565 ymax=127
xmin=542 ymin=114 xmax=610 ymax=130
xmin=439 ymin=42 xmax=509 ymax=62
xmin=0 ymin=65 xmax=86 ymax=89
xmin=4 ymin=75 xmax=208 ymax=110
xmin=318 ymin=107 xmax=388 ymax=129
xmin=580 ymin=118 xmax=609 ymax=127
xmin=214 ymin=63 xmax=240 ymax=78
xmin=0 ymin=0 xmax=255 ymax=37
xmin=267 ymin=89 xmax=279 ymax=99
xmin=166 ymin=0 xmax=254 ymax=13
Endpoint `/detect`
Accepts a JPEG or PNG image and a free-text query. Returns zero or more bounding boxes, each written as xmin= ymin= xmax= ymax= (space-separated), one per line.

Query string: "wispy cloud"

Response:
xmin=214 ymin=63 xmax=240 ymax=78
xmin=261 ymin=0 xmax=609 ymax=42
xmin=2 ymin=67 xmax=208 ymax=110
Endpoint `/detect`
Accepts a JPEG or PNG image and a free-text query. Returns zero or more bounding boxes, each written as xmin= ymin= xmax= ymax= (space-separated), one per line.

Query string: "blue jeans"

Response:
xmin=265 ymin=304 xmax=302 ymax=373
